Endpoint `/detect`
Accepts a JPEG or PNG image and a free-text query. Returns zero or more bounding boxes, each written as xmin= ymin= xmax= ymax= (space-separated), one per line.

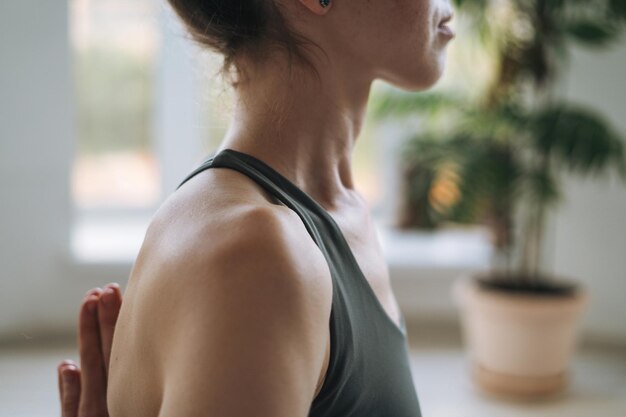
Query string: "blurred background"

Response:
xmin=1 ymin=0 xmax=625 ymax=416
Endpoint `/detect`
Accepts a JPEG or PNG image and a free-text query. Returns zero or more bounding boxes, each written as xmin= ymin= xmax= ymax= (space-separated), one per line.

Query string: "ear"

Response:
xmin=297 ymin=0 xmax=332 ymax=15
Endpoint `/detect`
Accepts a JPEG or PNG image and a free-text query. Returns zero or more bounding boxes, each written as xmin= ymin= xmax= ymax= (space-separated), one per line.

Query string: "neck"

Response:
xmin=217 ymin=55 xmax=374 ymax=212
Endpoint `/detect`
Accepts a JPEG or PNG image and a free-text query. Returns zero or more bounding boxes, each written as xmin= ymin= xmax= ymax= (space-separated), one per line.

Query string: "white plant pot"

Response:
xmin=453 ymin=273 xmax=589 ymax=399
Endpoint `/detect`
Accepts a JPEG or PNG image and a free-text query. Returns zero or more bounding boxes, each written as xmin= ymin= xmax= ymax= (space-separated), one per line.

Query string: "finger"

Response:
xmin=59 ymin=364 xmax=81 ymax=417
xmin=87 ymin=287 xmax=103 ymax=297
xmin=58 ymin=362 xmax=65 ymax=405
xmin=78 ymin=293 xmax=108 ymax=412
xmin=98 ymin=283 xmax=123 ymax=375
xmin=57 ymin=360 xmax=76 ymax=403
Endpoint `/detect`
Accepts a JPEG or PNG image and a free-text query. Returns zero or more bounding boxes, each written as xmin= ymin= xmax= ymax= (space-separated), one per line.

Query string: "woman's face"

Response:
xmin=320 ymin=0 xmax=455 ymax=90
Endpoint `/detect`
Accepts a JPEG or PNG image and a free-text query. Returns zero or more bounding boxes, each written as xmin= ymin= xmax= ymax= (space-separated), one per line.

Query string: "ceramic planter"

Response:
xmin=453 ymin=273 xmax=589 ymax=399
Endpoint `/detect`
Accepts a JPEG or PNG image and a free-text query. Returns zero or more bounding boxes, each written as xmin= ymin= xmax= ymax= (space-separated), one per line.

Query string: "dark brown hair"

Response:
xmin=167 ymin=0 xmax=323 ymax=87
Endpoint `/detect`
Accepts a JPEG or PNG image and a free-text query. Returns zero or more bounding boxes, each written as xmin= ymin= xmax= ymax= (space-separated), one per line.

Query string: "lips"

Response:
xmin=437 ymin=12 xmax=455 ymax=38
xmin=438 ymin=13 xmax=454 ymax=27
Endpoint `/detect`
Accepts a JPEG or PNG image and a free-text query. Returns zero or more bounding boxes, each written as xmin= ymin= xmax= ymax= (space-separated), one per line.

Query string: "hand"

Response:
xmin=57 ymin=283 xmax=123 ymax=417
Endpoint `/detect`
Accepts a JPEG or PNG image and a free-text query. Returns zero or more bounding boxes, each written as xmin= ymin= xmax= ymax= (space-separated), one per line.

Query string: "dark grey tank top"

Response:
xmin=176 ymin=148 xmax=422 ymax=417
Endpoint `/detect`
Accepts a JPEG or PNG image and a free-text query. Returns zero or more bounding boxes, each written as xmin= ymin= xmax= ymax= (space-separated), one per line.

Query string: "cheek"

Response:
xmin=358 ymin=0 xmax=445 ymax=88
xmin=397 ymin=2 xmax=437 ymax=63
xmin=404 ymin=18 xmax=439 ymax=71
xmin=392 ymin=26 xmax=448 ymax=90
xmin=375 ymin=0 xmax=432 ymax=46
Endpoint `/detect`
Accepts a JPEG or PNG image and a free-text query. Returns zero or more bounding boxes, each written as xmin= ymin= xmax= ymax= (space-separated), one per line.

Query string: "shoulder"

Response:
xmin=140 ymin=171 xmax=330 ymax=288
xmin=111 ymin=169 xmax=334 ymax=415
xmin=137 ymin=194 xmax=332 ymax=415
xmin=131 ymin=165 xmax=333 ymax=347
xmin=153 ymin=200 xmax=330 ymax=335
xmin=171 ymin=203 xmax=327 ymax=290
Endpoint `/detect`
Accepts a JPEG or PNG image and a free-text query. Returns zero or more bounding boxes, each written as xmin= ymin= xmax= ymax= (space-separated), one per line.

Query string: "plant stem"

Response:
xmin=527 ymin=151 xmax=552 ymax=282
xmin=518 ymin=201 xmax=533 ymax=281
xmin=530 ymin=203 xmax=543 ymax=282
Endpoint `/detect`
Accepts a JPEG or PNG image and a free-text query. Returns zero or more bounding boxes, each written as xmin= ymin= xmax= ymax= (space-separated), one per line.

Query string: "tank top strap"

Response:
xmin=177 ymin=149 xmax=357 ymax=278
xmin=175 ymin=148 xmax=422 ymax=417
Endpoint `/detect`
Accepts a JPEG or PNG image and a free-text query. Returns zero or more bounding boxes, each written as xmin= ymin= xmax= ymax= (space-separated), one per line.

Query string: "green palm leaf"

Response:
xmin=521 ymin=166 xmax=562 ymax=206
xmin=529 ymin=105 xmax=626 ymax=179
xmin=563 ymin=20 xmax=621 ymax=46
xmin=610 ymin=0 xmax=626 ymax=20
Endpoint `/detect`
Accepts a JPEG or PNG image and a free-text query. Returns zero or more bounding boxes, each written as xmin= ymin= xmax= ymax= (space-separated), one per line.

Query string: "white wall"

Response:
xmin=0 ymin=1 xmax=204 ymax=343
xmin=0 ymin=0 xmax=82 ymax=340
xmin=549 ymin=37 xmax=626 ymax=344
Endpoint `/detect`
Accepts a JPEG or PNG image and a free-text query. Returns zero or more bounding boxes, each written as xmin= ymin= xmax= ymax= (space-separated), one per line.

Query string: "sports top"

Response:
xmin=176 ymin=148 xmax=422 ymax=417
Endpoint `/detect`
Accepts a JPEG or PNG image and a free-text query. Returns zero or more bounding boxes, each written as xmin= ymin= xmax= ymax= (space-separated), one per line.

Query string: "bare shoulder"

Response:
xmin=108 ymin=168 xmax=333 ymax=417
xmin=136 ymin=167 xmax=331 ymax=290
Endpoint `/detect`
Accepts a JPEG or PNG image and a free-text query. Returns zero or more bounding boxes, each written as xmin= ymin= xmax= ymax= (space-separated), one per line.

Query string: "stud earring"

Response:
xmin=320 ymin=0 xmax=330 ymax=8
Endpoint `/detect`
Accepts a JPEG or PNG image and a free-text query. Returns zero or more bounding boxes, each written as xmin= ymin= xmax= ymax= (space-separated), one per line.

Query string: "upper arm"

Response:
xmin=156 ymin=207 xmax=332 ymax=417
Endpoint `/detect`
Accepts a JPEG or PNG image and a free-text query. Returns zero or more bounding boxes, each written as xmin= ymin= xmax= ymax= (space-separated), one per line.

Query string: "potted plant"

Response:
xmin=371 ymin=0 xmax=626 ymax=399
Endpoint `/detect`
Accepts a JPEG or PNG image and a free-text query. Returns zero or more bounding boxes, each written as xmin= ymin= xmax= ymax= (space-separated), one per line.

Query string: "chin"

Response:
xmin=380 ymin=50 xmax=446 ymax=92
xmin=406 ymin=54 xmax=446 ymax=91
xmin=387 ymin=66 xmax=445 ymax=92
xmin=415 ymin=68 xmax=445 ymax=91
xmin=379 ymin=51 xmax=447 ymax=92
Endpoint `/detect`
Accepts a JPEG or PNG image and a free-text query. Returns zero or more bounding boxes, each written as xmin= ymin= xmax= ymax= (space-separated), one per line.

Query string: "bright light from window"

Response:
xmin=70 ymin=0 xmax=161 ymax=209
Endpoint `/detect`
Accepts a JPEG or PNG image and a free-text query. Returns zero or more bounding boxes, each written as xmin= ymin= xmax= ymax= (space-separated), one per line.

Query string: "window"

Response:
xmin=70 ymin=0 xmax=161 ymax=262
xmin=70 ymin=0 xmax=160 ymax=212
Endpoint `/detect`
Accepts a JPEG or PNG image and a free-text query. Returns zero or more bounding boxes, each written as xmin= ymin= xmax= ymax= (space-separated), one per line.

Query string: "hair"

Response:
xmin=167 ymin=0 xmax=324 ymax=88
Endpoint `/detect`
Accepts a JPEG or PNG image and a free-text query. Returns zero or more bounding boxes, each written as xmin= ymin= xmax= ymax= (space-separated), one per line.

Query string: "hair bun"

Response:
xmin=167 ymin=0 xmax=319 ymax=86
xmin=169 ymin=0 xmax=266 ymax=54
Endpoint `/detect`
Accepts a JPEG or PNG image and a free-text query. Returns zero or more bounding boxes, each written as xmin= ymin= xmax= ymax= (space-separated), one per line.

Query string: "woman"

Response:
xmin=58 ymin=0 xmax=455 ymax=415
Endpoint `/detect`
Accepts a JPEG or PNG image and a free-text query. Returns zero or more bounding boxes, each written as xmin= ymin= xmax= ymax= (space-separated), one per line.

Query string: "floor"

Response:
xmin=1 ymin=332 xmax=625 ymax=417
xmin=408 ymin=345 xmax=626 ymax=417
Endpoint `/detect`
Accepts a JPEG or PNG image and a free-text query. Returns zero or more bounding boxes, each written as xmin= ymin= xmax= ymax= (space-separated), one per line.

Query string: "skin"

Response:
xmin=58 ymin=0 xmax=454 ymax=415
xmin=58 ymin=283 xmax=122 ymax=417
